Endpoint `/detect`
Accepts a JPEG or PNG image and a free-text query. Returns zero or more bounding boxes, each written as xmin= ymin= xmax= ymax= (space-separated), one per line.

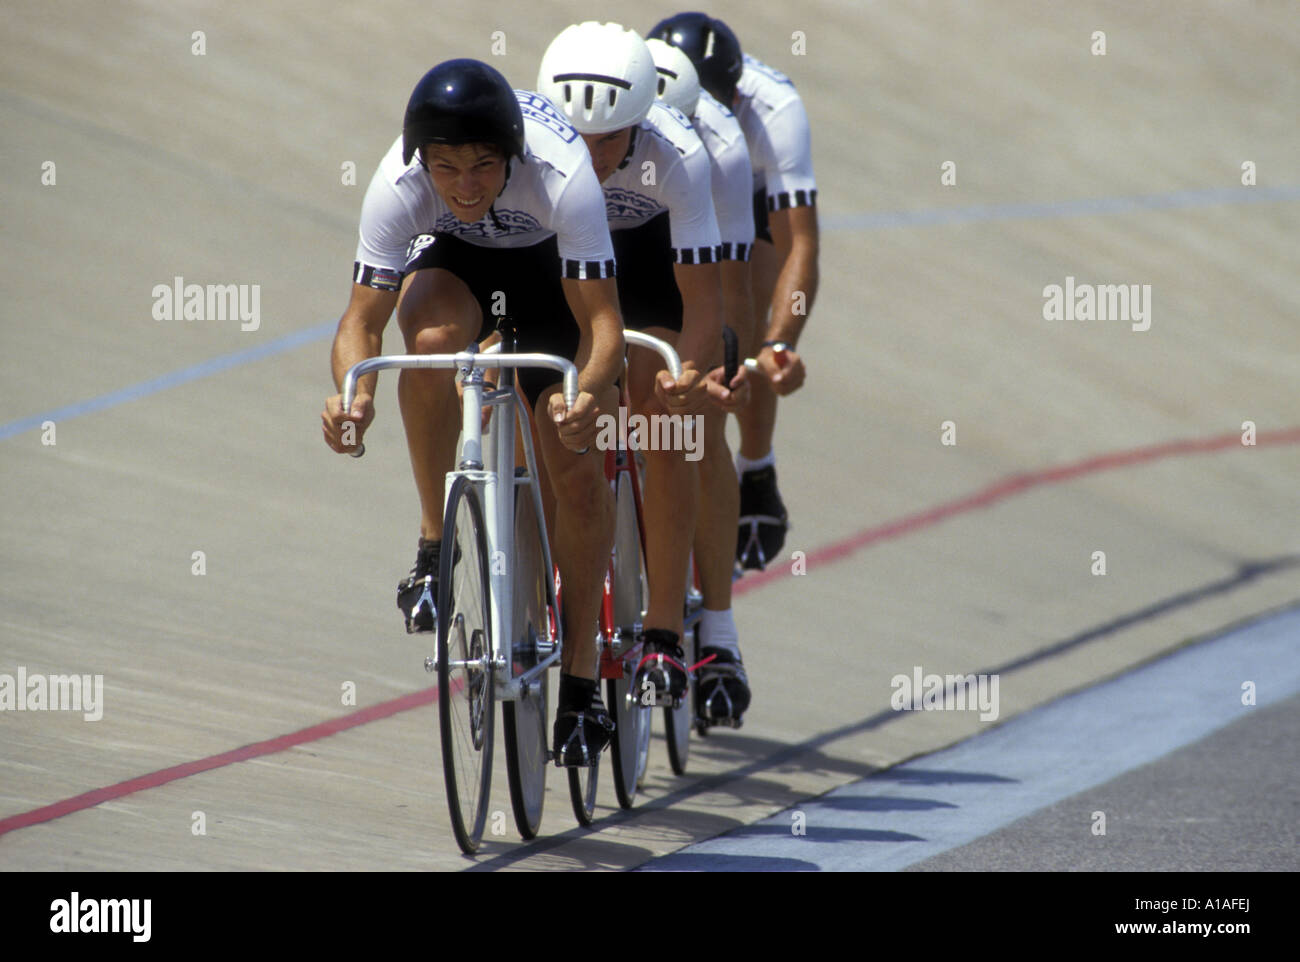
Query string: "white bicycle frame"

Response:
xmin=341 ymin=345 xmax=576 ymax=702
xmin=340 ymin=330 xmax=683 ymax=705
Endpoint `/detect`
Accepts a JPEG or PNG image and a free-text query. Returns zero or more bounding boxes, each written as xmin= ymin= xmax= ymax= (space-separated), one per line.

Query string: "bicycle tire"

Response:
xmin=502 ymin=483 xmax=550 ymax=840
xmin=567 ymin=761 xmax=599 ymax=826
xmin=664 ymin=605 xmax=696 ymax=775
xmin=609 ymin=469 xmax=651 ymax=809
xmin=437 ymin=475 xmax=495 ymax=855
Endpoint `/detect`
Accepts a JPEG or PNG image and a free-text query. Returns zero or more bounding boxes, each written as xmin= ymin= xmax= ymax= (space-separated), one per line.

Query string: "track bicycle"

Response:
xmin=342 ymin=336 xmax=576 ymax=854
xmin=341 ymin=329 xmax=686 ymax=849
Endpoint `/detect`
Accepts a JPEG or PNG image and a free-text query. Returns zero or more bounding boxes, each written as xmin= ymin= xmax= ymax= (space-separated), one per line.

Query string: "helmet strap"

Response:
xmin=616 ymin=126 xmax=638 ymax=171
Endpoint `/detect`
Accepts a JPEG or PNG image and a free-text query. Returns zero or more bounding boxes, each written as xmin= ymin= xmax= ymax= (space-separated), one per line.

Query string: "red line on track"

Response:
xmin=732 ymin=427 xmax=1300 ymax=596
xmin=0 ymin=688 xmax=436 ymax=836
xmin=3 ymin=426 xmax=1296 ymax=837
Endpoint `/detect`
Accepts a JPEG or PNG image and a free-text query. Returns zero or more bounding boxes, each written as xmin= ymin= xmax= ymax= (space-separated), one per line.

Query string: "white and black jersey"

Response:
xmin=352 ymin=90 xmax=616 ymax=291
xmin=598 ymin=100 xmax=721 ymax=265
xmin=734 ymin=54 xmax=817 ymax=213
xmin=693 ymin=91 xmax=755 ymax=262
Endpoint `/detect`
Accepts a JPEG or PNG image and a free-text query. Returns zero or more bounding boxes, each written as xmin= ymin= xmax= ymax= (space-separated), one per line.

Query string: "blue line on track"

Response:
xmin=0 ymin=322 xmax=336 ymax=442
xmin=822 ymin=184 xmax=1300 ymax=231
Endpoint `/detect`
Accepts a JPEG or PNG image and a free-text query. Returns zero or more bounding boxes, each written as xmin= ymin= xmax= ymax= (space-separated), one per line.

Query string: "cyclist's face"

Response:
xmin=423 ymin=144 xmax=508 ymax=222
xmin=580 ymin=128 xmax=632 ymax=184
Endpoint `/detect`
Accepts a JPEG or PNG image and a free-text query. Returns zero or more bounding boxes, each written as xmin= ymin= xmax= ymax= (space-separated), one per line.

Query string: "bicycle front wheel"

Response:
xmin=568 ymin=761 xmax=599 ymax=827
xmin=438 ymin=475 xmax=495 ymax=855
xmin=502 ymin=483 xmax=550 ymax=840
xmin=609 ymin=469 xmax=651 ymax=808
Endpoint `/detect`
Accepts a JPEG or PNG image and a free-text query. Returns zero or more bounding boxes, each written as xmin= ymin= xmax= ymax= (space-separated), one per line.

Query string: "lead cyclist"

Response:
xmin=320 ymin=59 xmax=625 ymax=766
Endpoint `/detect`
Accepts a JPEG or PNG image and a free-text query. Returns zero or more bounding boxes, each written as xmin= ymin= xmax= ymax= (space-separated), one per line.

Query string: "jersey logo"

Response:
xmin=435 ymin=208 xmax=543 ymax=238
xmin=517 ymin=90 xmax=579 ymax=144
xmin=405 ymin=233 xmax=436 ymax=266
xmin=603 ymin=187 xmax=661 ymax=222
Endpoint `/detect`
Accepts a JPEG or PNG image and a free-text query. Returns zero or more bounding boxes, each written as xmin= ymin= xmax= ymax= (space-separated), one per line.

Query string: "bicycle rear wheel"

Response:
xmin=609 ymin=469 xmax=651 ymax=808
xmin=502 ymin=483 xmax=550 ymax=840
xmin=438 ymin=476 xmax=495 ymax=855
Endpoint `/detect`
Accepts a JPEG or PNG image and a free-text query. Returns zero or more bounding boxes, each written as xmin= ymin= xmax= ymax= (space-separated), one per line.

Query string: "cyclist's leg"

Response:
xmin=613 ymin=213 xmax=695 ymax=700
xmin=393 ymin=245 xmax=487 ymax=631
xmin=396 ymin=243 xmax=489 ymax=542
xmin=693 ymin=337 xmax=751 ymax=722
xmin=625 ymin=326 xmax=698 ymax=644
xmin=736 ymin=202 xmax=780 ymax=462
xmin=534 ymin=383 xmax=619 ymax=764
xmin=693 ymin=336 xmax=737 ymax=612
xmin=735 ymin=210 xmax=789 ymax=569
xmin=532 ymin=385 xmax=618 ymax=681
xmin=507 ymin=237 xmax=619 ymax=765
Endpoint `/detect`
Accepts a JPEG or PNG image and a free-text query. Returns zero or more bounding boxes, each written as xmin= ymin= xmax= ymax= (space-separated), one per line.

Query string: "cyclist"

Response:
xmin=320 ymin=59 xmax=628 ymax=766
xmin=649 ymin=13 xmax=820 ymax=572
xmin=537 ymin=22 xmax=734 ymax=710
xmin=645 ymin=38 xmax=754 ymax=724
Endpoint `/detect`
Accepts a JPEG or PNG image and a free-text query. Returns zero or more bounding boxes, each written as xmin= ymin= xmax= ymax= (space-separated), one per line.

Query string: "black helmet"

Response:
xmin=402 ymin=59 xmax=525 ymax=166
xmin=647 ymin=13 xmax=743 ymax=105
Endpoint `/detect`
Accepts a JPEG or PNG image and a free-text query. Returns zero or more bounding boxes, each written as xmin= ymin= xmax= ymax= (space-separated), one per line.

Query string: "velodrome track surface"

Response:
xmin=1 ymin=1 xmax=1297 ymax=871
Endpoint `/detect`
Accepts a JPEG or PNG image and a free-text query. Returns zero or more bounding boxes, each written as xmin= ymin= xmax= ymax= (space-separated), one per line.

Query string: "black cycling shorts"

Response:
xmin=752 ymin=189 xmax=773 ymax=245
xmin=404 ymin=232 xmax=580 ymax=407
xmin=611 ymin=211 xmax=683 ymax=333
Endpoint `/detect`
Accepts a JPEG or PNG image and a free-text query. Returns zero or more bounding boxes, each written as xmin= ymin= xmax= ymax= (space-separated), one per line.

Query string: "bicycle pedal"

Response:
xmin=695 ymin=712 xmax=742 ymax=730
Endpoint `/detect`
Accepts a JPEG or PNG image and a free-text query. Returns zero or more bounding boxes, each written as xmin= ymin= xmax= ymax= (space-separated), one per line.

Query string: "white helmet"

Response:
xmin=537 ymin=22 xmax=657 ymax=134
xmin=646 ymin=38 xmax=700 ymax=118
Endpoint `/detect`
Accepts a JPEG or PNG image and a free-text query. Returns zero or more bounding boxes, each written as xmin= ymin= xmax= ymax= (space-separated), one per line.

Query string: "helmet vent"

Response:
xmin=607 ymin=88 xmax=616 ymax=108
xmin=584 ymin=84 xmax=593 ymax=111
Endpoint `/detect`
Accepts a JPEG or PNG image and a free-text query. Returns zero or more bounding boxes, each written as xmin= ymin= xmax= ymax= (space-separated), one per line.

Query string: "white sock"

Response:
xmin=735 ymin=449 xmax=775 ymax=475
xmin=699 ymin=608 xmax=740 ymax=658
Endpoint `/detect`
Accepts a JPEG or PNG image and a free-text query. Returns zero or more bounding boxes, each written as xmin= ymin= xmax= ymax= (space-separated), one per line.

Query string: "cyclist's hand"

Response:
xmin=756 ymin=344 xmax=806 ymax=396
xmin=704 ymin=363 xmax=750 ymax=412
xmin=548 ymin=389 xmax=602 ymax=453
xmin=654 ymin=364 xmax=708 ymax=416
xmin=322 ymin=392 xmax=374 ymax=454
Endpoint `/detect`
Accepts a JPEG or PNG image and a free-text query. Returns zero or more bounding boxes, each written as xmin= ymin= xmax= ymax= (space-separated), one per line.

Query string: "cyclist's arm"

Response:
xmin=673 ymin=260 xmax=724 ymax=370
xmin=720 ymin=258 xmax=754 ymax=357
xmin=757 ymin=92 xmax=819 ymax=349
xmin=560 ymin=275 xmax=624 ymax=398
xmin=764 ymin=203 xmax=819 ymax=347
xmin=660 ymin=133 xmax=723 ymax=373
xmin=331 ymin=282 xmax=396 ymax=400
